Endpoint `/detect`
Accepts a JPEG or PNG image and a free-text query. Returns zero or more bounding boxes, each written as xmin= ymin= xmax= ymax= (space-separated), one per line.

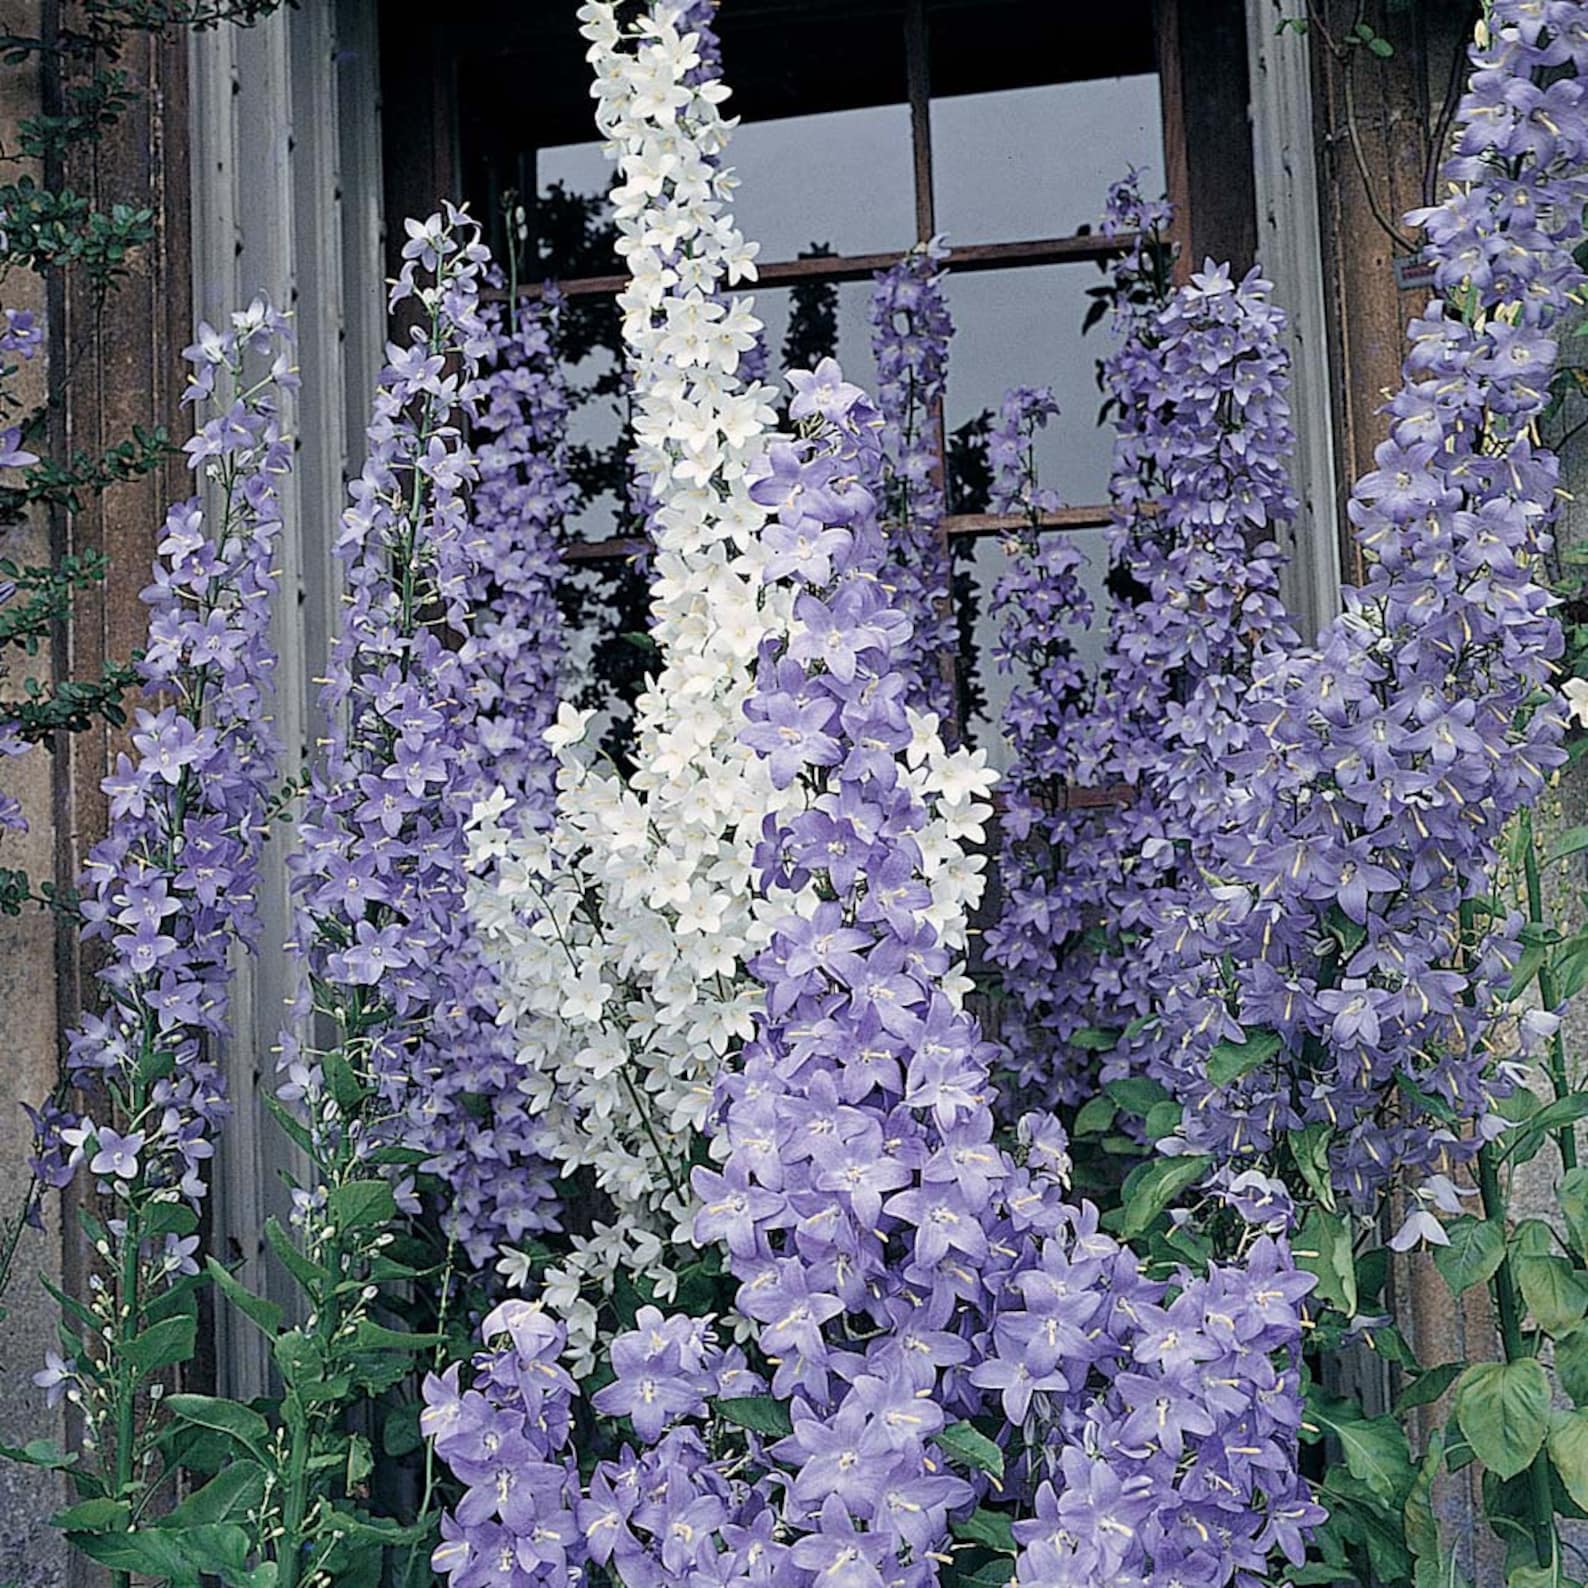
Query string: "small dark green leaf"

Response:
xmin=1295 ymin=1207 xmax=1357 ymax=1317
xmin=1564 ymin=1168 xmax=1588 ymax=1258
xmin=1309 ymin=1398 xmax=1414 ymax=1505
xmin=1070 ymin=1026 xmax=1122 ymax=1053
xmin=1393 ymin=1361 xmax=1466 ymax=1416
xmin=1206 ymin=1027 xmax=1282 ymax=1087
xmin=1558 ymin=1324 xmax=1588 ymax=1406
xmin=937 ymin=1420 xmax=1004 ymax=1479
xmin=1289 ymin=1122 xmax=1337 ymax=1214
xmin=1120 ymin=1154 xmax=1212 ymax=1238
xmin=52 ymin=1497 xmax=130 ymax=1532
xmin=952 ymin=1507 xmax=1016 ymax=1553
xmin=1073 ymin=1096 xmax=1115 ymax=1136
xmin=1103 ymin=1076 xmax=1169 ymax=1115
xmin=715 ymin=1395 xmax=793 ymax=1438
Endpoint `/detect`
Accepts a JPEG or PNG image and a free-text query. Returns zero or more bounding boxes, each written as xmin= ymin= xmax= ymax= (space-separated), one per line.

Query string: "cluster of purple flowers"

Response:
xmin=281 ymin=207 xmax=498 ymax=1172
xmin=425 ymin=358 xmax=1321 ymax=1588
xmin=984 ymin=384 xmax=1095 ymax=1097
xmin=869 ymin=240 xmax=956 ymax=724
xmin=31 ymin=300 xmax=292 ymax=1219
xmin=994 ymin=174 xmax=1301 ymax=1106
xmin=1142 ymin=0 xmax=1581 ymax=1203
xmin=418 ymin=282 xmax=570 ymax=1264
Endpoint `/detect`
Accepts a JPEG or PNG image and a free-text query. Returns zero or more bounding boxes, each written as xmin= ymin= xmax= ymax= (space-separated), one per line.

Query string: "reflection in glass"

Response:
xmin=932 ymin=76 xmax=1164 ymax=245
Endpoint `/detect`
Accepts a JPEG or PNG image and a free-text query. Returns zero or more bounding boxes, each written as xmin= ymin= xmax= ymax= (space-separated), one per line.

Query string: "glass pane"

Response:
xmin=931 ymin=75 xmax=1165 ymax=244
xmin=944 ymin=264 xmax=1115 ymax=509
xmin=731 ymin=105 xmax=917 ymax=264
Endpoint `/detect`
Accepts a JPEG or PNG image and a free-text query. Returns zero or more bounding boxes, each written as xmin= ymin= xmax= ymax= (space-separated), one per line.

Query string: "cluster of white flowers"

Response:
xmin=467 ymin=0 xmax=997 ymax=1371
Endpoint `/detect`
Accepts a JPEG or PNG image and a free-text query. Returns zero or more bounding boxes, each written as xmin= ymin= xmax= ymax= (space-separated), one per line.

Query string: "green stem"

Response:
xmin=111 ymin=1210 xmax=141 ymax=1588
xmin=1520 ymin=807 xmax=1577 ymax=1172
xmin=1477 ymin=1141 xmax=1558 ymax=1569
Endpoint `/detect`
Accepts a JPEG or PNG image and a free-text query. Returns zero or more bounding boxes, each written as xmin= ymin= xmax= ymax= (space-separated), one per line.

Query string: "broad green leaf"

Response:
xmin=955 ymin=1564 xmax=1016 ymax=1588
xmin=1143 ymin=1099 xmax=1182 ymax=1141
xmin=1516 ymin=1253 xmax=1588 ymax=1336
xmin=1073 ymin=1096 xmax=1115 ymax=1136
xmin=1503 ymin=941 xmax=1548 ymax=1001
xmin=1548 ymin=1408 xmax=1588 ymax=1512
xmin=1119 ymin=1154 xmax=1212 ymax=1238
xmin=163 ymin=1393 xmax=270 ymax=1460
xmin=1104 ymin=1076 xmax=1170 ymax=1115
xmin=71 ymin=1529 xmax=199 ymax=1586
xmin=143 ymin=1202 xmax=199 ymax=1241
xmin=1433 ymin=1217 xmax=1506 ymax=1297
xmin=952 ymin=1507 xmax=1016 ymax=1553
xmin=1295 ymin=1207 xmax=1357 ymax=1317
xmin=1206 ymin=1027 xmax=1282 ymax=1087
xmin=125 ymin=1312 xmax=197 ymax=1377
xmin=1455 ymin=1359 xmax=1550 ymax=1480
xmin=206 ymin=1257 xmax=283 ymax=1338
xmin=0 ymin=1438 xmax=75 ymax=1470
xmin=52 ymin=1497 xmax=130 ymax=1532
xmin=1559 ymin=1324 xmax=1588 ymax=1406
xmin=715 ymin=1395 xmax=793 ymax=1438
xmin=937 ymin=1420 xmax=1004 ymax=1479
xmin=1070 ymin=1026 xmax=1122 ymax=1053
xmin=158 ymin=1462 xmax=266 ymax=1528
xmin=263 ymin=1094 xmax=315 ymax=1157
xmin=327 ymin=1179 xmax=397 ymax=1231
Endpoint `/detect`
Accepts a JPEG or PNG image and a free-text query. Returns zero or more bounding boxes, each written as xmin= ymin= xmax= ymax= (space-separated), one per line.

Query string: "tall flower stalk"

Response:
xmin=466 ymin=0 xmax=784 ymax=1365
xmin=24 ymin=300 xmax=291 ymax=1579
xmin=870 ymin=239 xmax=956 ymax=724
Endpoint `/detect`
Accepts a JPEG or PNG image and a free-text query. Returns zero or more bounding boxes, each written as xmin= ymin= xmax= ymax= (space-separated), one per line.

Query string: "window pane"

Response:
xmin=731 ymin=105 xmax=917 ymax=263
xmin=944 ymin=263 xmax=1115 ymax=509
xmin=931 ymin=75 xmax=1164 ymax=244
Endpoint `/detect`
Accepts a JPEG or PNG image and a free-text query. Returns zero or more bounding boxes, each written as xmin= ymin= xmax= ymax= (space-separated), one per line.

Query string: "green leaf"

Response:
xmin=263 ymin=1093 xmax=315 ymax=1157
xmin=0 ymin=1438 xmax=75 ymax=1470
xmin=322 ymin=1049 xmax=365 ymax=1112
xmin=1206 ymin=1027 xmax=1282 ymax=1087
xmin=328 ymin=1178 xmax=397 ymax=1231
xmin=143 ymin=1202 xmax=199 ymax=1241
xmin=1548 ymin=1409 xmax=1588 ymax=1512
xmin=157 ymin=1462 xmax=266 ymax=1528
xmin=1103 ymin=1076 xmax=1170 ymax=1115
xmin=1119 ymin=1154 xmax=1212 ymax=1238
xmin=1143 ymin=1099 xmax=1182 ymax=1141
xmin=715 ymin=1395 xmax=793 ymax=1438
xmin=206 ymin=1257 xmax=283 ymax=1339
xmin=265 ymin=1215 xmax=329 ymax=1300
xmin=1456 ymin=1359 xmax=1550 ymax=1480
xmin=1562 ymin=1167 xmax=1588 ymax=1257
xmin=1516 ymin=1253 xmax=1588 ymax=1336
xmin=1070 ymin=1026 xmax=1122 ymax=1053
xmin=1558 ymin=1324 xmax=1588 ymax=1406
xmin=163 ymin=1394 xmax=271 ymax=1461
xmin=1547 ymin=825 xmax=1588 ymax=863
xmin=1504 ymin=941 xmax=1548 ymax=1001
xmin=1310 ymin=1399 xmax=1415 ymax=1504
xmin=1073 ymin=1096 xmax=1115 ymax=1136
xmin=1295 ymin=1207 xmax=1357 ymax=1317
xmin=937 ymin=1420 xmax=1004 ymax=1479
xmin=346 ymin=1319 xmax=443 ymax=1354
xmin=952 ymin=1507 xmax=1016 ymax=1552
xmin=51 ymin=1497 xmax=130 ymax=1532
xmin=124 ymin=1312 xmax=196 ymax=1377
xmin=1433 ymin=1217 xmax=1506 ymax=1296
xmin=1506 ymin=1095 xmax=1588 ymax=1166
xmin=1404 ymin=1428 xmax=1443 ymax=1563
xmin=1394 ymin=1361 xmax=1466 ymax=1416
xmin=71 ymin=1529 xmax=199 ymax=1585
xmin=1290 ymin=1122 xmax=1337 ymax=1213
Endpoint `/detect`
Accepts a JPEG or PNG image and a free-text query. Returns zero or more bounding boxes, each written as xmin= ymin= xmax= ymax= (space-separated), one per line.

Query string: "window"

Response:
xmin=380 ymin=0 xmax=1254 ymax=760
